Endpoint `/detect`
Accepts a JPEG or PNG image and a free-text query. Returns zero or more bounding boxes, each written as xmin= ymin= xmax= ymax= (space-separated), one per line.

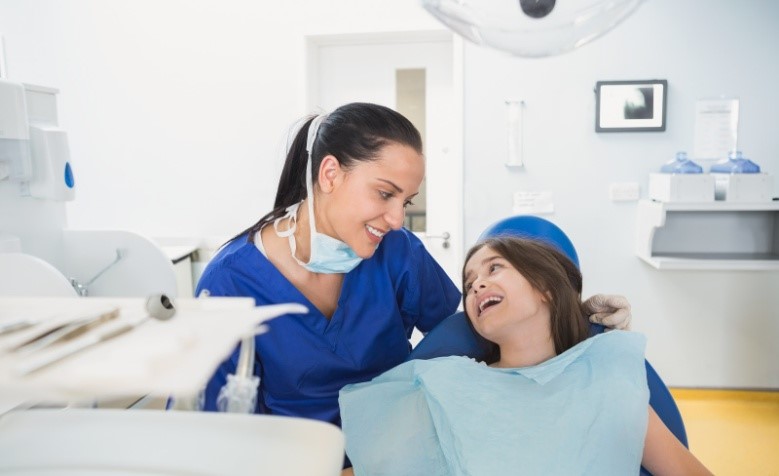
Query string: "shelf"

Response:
xmin=639 ymin=253 xmax=779 ymax=271
xmin=635 ymin=200 xmax=779 ymax=271
xmin=648 ymin=201 xmax=779 ymax=212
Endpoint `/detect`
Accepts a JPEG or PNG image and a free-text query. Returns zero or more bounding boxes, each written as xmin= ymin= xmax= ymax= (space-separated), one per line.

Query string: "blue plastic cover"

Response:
xmin=660 ymin=152 xmax=703 ymax=174
xmin=710 ymin=150 xmax=761 ymax=173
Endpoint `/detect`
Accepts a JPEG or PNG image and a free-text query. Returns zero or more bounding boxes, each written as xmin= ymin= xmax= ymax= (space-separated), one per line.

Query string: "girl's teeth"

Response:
xmin=479 ymin=297 xmax=502 ymax=313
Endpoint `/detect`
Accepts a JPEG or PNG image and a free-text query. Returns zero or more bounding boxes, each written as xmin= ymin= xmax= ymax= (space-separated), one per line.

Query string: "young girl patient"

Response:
xmin=339 ymin=237 xmax=712 ymax=475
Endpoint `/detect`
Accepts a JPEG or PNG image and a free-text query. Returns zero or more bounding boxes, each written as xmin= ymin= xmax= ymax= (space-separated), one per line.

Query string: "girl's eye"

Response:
xmin=403 ymin=200 xmax=415 ymax=208
xmin=464 ymin=281 xmax=472 ymax=292
xmin=489 ymin=263 xmax=502 ymax=273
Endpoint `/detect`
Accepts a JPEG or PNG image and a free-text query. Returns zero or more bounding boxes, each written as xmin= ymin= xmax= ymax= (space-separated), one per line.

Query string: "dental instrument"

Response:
xmin=15 ymin=294 xmax=175 ymax=376
xmin=5 ymin=308 xmax=120 ymax=353
xmin=0 ymin=319 xmax=39 ymax=336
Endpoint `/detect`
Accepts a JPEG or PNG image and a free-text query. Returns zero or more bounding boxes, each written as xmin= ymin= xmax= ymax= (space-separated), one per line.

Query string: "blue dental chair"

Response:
xmin=409 ymin=215 xmax=687 ymax=476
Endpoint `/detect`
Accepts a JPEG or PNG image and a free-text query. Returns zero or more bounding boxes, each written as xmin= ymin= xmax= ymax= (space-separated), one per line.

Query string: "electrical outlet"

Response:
xmin=609 ymin=182 xmax=640 ymax=201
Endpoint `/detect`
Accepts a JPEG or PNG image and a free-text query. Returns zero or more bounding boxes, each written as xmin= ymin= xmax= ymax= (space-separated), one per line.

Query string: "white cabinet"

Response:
xmin=635 ymin=199 xmax=779 ymax=270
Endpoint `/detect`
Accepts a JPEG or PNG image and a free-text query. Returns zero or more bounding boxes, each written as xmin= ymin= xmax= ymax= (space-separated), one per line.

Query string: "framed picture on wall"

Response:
xmin=595 ymin=79 xmax=668 ymax=132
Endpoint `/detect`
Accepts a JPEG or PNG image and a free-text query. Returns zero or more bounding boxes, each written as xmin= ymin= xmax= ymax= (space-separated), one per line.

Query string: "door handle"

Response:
xmin=425 ymin=232 xmax=450 ymax=249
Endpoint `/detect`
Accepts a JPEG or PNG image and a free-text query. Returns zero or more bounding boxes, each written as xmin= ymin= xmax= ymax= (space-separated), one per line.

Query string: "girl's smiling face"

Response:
xmin=463 ymin=245 xmax=550 ymax=344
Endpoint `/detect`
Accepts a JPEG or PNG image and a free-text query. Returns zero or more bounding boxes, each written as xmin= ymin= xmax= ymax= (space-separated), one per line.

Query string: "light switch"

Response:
xmin=609 ymin=182 xmax=640 ymax=201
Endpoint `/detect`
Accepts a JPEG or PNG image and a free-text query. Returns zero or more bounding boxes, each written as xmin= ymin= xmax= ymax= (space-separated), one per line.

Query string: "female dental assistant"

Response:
xmin=196 ymin=102 xmax=630 ymax=428
xmin=197 ymin=103 xmax=459 ymax=426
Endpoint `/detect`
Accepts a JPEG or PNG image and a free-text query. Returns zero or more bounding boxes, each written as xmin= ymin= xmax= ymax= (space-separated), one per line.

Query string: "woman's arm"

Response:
xmin=642 ymin=407 xmax=712 ymax=475
xmin=341 ymin=468 xmax=354 ymax=476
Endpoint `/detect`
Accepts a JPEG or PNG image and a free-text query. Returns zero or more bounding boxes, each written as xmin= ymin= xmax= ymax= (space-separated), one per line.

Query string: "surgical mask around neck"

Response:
xmin=272 ymin=115 xmax=363 ymax=274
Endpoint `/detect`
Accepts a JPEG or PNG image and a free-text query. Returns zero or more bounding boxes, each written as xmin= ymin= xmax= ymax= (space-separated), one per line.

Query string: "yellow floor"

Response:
xmin=670 ymin=389 xmax=779 ymax=476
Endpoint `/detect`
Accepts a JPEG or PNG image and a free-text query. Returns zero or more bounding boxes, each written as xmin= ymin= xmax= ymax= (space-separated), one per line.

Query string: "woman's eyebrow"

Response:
xmin=377 ymin=178 xmax=403 ymax=193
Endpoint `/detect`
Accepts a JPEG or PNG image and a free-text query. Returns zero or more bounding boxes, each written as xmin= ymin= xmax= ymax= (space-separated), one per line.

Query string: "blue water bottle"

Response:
xmin=710 ymin=150 xmax=761 ymax=173
xmin=660 ymin=152 xmax=703 ymax=174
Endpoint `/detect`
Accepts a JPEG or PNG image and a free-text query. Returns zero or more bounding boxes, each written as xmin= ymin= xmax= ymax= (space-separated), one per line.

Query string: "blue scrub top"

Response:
xmin=196 ymin=228 xmax=461 ymax=427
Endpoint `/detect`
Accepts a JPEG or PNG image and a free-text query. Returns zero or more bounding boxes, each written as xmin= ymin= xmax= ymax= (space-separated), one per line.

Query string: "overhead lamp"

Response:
xmin=420 ymin=0 xmax=646 ymax=57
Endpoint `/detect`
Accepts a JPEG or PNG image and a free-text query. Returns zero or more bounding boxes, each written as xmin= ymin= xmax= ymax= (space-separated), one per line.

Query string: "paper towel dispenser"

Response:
xmin=0 ymin=79 xmax=32 ymax=182
xmin=0 ymin=80 xmax=74 ymax=201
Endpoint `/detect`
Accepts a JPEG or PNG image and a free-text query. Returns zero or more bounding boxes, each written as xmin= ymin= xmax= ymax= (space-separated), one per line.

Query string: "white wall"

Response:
xmin=0 ymin=0 xmax=442 ymax=241
xmin=1 ymin=0 xmax=777 ymax=388
xmin=462 ymin=0 xmax=779 ymax=388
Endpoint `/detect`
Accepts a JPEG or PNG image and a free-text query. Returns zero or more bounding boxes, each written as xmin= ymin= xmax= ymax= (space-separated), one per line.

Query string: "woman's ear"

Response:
xmin=317 ymin=155 xmax=342 ymax=193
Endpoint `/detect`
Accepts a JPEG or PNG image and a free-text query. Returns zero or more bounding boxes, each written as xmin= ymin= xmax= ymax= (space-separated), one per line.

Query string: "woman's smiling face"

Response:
xmin=315 ymin=142 xmax=424 ymax=259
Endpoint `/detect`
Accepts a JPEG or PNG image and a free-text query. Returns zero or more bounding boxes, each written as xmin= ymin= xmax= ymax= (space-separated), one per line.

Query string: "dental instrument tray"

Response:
xmin=0 ymin=297 xmax=306 ymax=402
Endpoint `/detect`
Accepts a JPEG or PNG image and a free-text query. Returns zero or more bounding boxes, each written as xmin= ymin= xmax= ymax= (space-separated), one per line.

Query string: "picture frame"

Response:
xmin=595 ymin=79 xmax=667 ymax=132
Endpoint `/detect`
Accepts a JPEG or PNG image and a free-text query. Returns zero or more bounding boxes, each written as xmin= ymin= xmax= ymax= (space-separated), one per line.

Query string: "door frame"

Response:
xmin=303 ymin=30 xmax=465 ymax=286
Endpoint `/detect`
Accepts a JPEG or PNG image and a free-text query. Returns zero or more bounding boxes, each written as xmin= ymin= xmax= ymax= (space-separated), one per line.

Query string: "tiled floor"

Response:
xmin=670 ymin=389 xmax=779 ymax=475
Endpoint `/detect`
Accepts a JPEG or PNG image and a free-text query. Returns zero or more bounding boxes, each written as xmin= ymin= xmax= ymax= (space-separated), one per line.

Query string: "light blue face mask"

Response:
xmin=273 ymin=114 xmax=363 ymax=274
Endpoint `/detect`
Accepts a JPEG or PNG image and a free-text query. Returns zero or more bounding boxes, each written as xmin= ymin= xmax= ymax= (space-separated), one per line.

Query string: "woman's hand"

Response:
xmin=341 ymin=468 xmax=355 ymax=476
xmin=583 ymin=294 xmax=632 ymax=330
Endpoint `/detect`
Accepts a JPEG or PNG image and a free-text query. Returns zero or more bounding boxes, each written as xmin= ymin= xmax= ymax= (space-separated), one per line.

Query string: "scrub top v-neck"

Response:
xmin=196 ymin=228 xmax=460 ymax=426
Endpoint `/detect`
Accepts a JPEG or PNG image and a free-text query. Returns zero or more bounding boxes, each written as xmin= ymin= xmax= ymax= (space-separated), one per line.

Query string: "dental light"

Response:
xmin=420 ymin=0 xmax=646 ymax=57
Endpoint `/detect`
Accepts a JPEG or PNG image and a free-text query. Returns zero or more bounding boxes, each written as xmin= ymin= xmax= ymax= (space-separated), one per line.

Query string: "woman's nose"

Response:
xmin=385 ymin=203 xmax=405 ymax=230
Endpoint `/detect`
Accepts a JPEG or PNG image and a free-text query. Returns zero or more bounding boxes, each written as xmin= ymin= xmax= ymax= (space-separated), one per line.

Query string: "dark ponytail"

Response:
xmin=230 ymin=103 xmax=423 ymax=243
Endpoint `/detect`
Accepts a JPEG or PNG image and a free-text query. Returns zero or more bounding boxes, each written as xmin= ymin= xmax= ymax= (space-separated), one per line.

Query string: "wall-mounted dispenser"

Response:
xmin=24 ymin=83 xmax=75 ymax=201
xmin=0 ymin=79 xmax=32 ymax=182
xmin=28 ymin=124 xmax=75 ymax=201
xmin=0 ymin=80 xmax=75 ymax=201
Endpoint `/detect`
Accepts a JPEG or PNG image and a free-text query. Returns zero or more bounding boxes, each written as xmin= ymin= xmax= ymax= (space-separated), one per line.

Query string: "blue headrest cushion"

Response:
xmin=479 ymin=215 xmax=579 ymax=269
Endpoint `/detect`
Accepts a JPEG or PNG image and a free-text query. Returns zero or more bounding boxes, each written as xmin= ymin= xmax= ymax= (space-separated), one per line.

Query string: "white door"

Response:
xmin=305 ymin=32 xmax=464 ymax=295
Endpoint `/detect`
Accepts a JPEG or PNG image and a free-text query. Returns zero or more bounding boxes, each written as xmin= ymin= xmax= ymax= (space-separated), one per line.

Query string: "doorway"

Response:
xmin=305 ymin=31 xmax=464 ymax=293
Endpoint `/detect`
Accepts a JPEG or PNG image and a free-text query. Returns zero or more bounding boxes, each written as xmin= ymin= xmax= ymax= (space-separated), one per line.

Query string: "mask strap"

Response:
xmin=273 ymin=203 xmax=305 ymax=266
xmin=272 ymin=114 xmax=328 ymax=270
xmin=305 ymin=114 xmax=328 ymax=241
